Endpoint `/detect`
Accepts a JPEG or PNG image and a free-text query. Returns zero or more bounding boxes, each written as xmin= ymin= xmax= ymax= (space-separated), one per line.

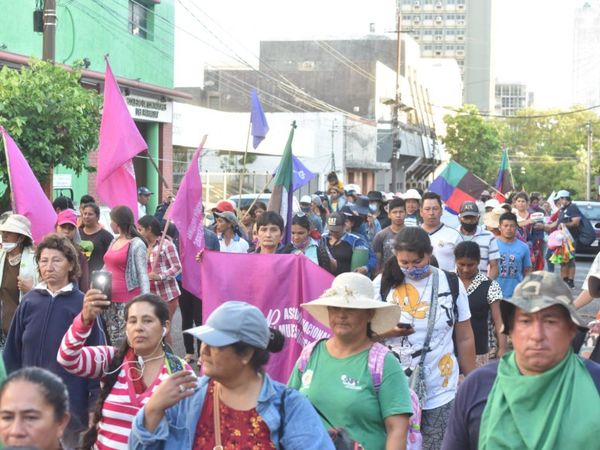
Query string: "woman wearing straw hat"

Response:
xmin=289 ymin=272 xmax=413 ymax=450
xmin=0 ymin=214 xmax=39 ymax=347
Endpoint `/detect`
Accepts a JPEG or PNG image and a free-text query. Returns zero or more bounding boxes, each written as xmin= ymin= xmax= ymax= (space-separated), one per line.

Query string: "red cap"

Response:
xmin=56 ymin=209 xmax=78 ymax=227
xmin=212 ymin=200 xmax=236 ymax=213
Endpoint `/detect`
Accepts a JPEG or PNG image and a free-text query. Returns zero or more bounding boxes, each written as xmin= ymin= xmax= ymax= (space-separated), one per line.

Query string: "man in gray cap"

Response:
xmin=442 ymin=271 xmax=600 ymax=450
xmin=458 ymin=200 xmax=499 ymax=279
xmin=137 ymin=186 xmax=153 ymax=218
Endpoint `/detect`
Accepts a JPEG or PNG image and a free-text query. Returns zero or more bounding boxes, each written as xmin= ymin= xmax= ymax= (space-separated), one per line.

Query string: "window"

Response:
xmin=129 ymin=0 xmax=152 ymax=39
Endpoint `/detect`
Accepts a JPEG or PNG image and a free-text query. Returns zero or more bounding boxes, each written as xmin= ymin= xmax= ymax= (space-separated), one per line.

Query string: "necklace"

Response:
xmin=7 ymin=253 xmax=21 ymax=266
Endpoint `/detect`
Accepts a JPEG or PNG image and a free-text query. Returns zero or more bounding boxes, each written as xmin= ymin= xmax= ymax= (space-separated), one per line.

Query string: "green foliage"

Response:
xmin=442 ymin=104 xmax=504 ymax=183
xmin=442 ymin=104 xmax=599 ymax=198
xmin=0 ymin=59 xmax=101 ymax=186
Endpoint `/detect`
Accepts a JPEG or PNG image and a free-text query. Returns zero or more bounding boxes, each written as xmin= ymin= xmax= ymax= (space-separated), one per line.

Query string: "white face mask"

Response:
xmin=2 ymin=242 xmax=17 ymax=252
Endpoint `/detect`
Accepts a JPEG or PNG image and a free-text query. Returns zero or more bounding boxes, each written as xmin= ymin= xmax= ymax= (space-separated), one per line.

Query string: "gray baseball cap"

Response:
xmin=184 ymin=301 xmax=270 ymax=349
xmin=500 ymin=271 xmax=588 ymax=334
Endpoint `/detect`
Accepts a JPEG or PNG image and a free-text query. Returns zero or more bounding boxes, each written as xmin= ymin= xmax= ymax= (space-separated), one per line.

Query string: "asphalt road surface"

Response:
xmin=168 ymin=258 xmax=600 ymax=361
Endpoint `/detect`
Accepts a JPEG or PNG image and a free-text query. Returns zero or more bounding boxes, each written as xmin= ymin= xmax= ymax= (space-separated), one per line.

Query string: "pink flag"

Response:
xmin=169 ymin=137 xmax=207 ymax=299
xmin=96 ymin=61 xmax=147 ymax=218
xmin=199 ymin=251 xmax=333 ymax=382
xmin=0 ymin=127 xmax=57 ymax=243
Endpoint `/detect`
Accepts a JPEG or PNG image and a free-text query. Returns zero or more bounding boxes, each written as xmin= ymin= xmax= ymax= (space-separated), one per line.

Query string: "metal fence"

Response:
xmin=199 ymin=172 xmax=321 ymax=207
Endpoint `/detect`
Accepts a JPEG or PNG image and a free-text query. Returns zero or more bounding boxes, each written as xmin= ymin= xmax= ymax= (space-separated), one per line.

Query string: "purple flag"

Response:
xmin=0 ymin=127 xmax=57 ymax=243
xmin=96 ymin=61 xmax=147 ymax=219
xmin=200 ymin=251 xmax=333 ymax=382
xmin=272 ymin=155 xmax=316 ymax=192
xmin=168 ymin=137 xmax=207 ymax=299
xmin=250 ymin=89 xmax=269 ymax=149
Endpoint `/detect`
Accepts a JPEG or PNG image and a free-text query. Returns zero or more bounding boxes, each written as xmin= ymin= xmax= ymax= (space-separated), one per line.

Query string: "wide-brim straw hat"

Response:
xmin=0 ymin=214 xmax=32 ymax=240
xmin=301 ymin=272 xmax=401 ymax=334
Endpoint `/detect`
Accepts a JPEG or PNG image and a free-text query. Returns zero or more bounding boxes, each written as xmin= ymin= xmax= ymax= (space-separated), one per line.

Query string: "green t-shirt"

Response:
xmin=288 ymin=341 xmax=412 ymax=450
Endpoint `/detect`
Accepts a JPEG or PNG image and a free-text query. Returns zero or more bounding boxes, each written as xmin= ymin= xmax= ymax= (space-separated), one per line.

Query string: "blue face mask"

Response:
xmin=401 ymin=264 xmax=430 ymax=280
xmin=300 ymin=206 xmax=311 ymax=213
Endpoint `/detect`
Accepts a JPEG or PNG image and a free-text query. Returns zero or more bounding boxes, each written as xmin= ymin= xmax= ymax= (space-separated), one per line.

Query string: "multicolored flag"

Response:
xmin=267 ymin=121 xmax=296 ymax=244
xmin=0 ymin=127 xmax=57 ymax=244
xmin=429 ymin=161 xmax=502 ymax=214
xmin=96 ymin=61 xmax=147 ymax=219
xmin=199 ymin=251 xmax=333 ymax=382
xmin=250 ymin=89 xmax=269 ymax=149
xmin=495 ymin=148 xmax=514 ymax=197
xmin=168 ymin=137 xmax=207 ymax=299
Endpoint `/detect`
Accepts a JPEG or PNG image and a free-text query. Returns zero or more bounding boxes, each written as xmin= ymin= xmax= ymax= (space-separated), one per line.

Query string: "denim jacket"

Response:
xmin=129 ymin=374 xmax=334 ymax=450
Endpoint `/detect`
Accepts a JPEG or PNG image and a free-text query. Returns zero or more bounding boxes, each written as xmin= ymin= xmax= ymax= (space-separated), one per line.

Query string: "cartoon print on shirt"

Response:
xmin=391 ymin=284 xmax=430 ymax=319
xmin=499 ymin=253 xmax=519 ymax=278
xmin=438 ymin=353 xmax=454 ymax=387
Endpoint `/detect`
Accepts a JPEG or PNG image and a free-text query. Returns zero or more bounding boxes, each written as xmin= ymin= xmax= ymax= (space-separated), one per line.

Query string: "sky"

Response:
xmin=174 ymin=0 xmax=578 ymax=109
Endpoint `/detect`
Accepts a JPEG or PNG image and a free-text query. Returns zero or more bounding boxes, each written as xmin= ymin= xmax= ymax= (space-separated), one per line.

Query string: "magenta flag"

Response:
xmin=0 ymin=127 xmax=57 ymax=244
xmin=199 ymin=251 xmax=334 ymax=382
xmin=169 ymin=137 xmax=207 ymax=299
xmin=96 ymin=61 xmax=147 ymax=218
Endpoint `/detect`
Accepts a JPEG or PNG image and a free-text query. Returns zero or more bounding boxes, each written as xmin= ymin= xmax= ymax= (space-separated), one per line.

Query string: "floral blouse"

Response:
xmin=193 ymin=380 xmax=275 ymax=450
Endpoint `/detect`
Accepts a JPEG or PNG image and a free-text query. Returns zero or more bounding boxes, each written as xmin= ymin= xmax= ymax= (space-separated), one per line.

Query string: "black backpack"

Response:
xmin=578 ymin=212 xmax=596 ymax=246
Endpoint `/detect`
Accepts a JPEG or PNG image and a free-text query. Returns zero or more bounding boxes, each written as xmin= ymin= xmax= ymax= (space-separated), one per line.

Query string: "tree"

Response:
xmin=442 ymin=104 xmax=504 ymax=184
xmin=0 ymin=59 xmax=101 ymax=193
xmin=499 ymin=108 xmax=600 ymax=197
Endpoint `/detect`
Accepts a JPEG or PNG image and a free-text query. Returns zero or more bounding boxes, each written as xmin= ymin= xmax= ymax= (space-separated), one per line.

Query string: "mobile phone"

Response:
xmin=397 ymin=323 xmax=413 ymax=329
xmin=91 ymin=271 xmax=112 ymax=307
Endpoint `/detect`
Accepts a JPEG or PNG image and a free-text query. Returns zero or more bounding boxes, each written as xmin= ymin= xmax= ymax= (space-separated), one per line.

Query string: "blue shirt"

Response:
xmin=496 ymin=239 xmax=532 ymax=298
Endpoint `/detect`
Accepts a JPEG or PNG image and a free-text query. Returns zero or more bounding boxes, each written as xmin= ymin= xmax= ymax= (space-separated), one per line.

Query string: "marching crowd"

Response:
xmin=0 ymin=176 xmax=597 ymax=450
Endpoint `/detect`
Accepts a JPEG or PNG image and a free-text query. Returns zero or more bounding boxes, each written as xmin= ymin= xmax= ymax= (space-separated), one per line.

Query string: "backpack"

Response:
xmin=578 ymin=213 xmax=596 ymax=246
xmin=298 ymin=340 xmax=422 ymax=450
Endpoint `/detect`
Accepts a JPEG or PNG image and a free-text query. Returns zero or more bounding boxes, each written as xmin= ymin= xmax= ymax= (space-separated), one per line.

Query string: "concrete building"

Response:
xmin=572 ymin=1 xmax=600 ymax=108
xmin=398 ymin=0 xmax=495 ymax=113
xmin=494 ymin=82 xmax=533 ymax=116
xmin=0 ymin=1 xmax=186 ymax=208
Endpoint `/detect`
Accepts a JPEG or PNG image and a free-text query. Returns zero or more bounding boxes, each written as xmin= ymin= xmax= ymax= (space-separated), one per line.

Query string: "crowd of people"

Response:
xmin=0 ymin=176 xmax=597 ymax=450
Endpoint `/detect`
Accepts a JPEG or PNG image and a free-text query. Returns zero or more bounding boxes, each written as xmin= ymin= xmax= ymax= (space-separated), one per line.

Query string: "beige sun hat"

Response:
xmin=0 ymin=214 xmax=32 ymax=240
xmin=483 ymin=207 xmax=506 ymax=229
xmin=301 ymin=272 xmax=401 ymax=334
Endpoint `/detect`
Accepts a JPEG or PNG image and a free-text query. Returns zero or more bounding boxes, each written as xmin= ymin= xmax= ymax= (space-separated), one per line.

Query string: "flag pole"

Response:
xmin=0 ymin=130 xmax=16 ymax=211
xmin=238 ymin=119 xmax=252 ymax=207
xmin=239 ymin=175 xmax=275 ymax=224
xmin=143 ymin=150 xmax=170 ymax=190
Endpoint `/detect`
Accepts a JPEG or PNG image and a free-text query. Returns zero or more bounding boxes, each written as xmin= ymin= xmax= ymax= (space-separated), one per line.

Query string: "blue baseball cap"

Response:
xmin=184 ymin=301 xmax=269 ymax=349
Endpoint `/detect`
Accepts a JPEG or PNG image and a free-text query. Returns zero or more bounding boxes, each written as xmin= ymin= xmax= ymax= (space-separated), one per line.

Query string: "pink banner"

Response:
xmin=96 ymin=61 xmax=147 ymax=218
xmin=0 ymin=127 xmax=57 ymax=244
xmin=199 ymin=251 xmax=333 ymax=382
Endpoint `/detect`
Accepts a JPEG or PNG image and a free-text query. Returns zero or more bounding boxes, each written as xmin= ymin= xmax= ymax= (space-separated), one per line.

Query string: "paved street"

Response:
xmin=167 ymin=257 xmax=600 ymax=361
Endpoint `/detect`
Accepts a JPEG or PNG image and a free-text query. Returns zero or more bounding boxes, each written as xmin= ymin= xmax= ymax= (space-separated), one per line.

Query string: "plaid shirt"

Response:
xmin=148 ymin=238 xmax=181 ymax=301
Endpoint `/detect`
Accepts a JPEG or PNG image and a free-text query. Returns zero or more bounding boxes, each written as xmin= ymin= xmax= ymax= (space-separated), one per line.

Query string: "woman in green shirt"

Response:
xmin=289 ymin=272 xmax=413 ymax=450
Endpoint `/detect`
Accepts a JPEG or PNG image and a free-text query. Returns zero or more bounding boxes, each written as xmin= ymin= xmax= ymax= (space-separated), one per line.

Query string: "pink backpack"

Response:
xmin=297 ymin=340 xmax=422 ymax=450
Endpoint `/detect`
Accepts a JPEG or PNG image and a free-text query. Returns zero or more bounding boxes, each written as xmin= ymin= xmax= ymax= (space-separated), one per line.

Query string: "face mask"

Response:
xmin=461 ymin=222 xmax=478 ymax=233
xmin=369 ymin=202 xmax=379 ymax=213
xmin=300 ymin=206 xmax=311 ymax=213
xmin=401 ymin=264 xmax=430 ymax=280
xmin=1 ymin=242 xmax=17 ymax=252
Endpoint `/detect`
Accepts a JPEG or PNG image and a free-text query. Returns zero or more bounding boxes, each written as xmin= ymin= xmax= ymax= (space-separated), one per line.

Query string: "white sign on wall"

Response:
xmin=126 ymin=95 xmax=173 ymax=123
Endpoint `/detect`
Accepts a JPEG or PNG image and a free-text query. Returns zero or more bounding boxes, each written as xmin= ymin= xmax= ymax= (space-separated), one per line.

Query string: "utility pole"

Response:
xmin=587 ymin=121 xmax=593 ymax=201
xmin=41 ymin=0 xmax=57 ymax=200
xmin=42 ymin=0 xmax=56 ymax=61
xmin=391 ymin=9 xmax=402 ymax=193
xmin=329 ymin=118 xmax=337 ymax=172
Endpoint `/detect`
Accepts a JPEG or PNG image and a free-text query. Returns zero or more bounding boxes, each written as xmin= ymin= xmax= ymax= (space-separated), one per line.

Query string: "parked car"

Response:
xmin=573 ymin=201 xmax=600 ymax=255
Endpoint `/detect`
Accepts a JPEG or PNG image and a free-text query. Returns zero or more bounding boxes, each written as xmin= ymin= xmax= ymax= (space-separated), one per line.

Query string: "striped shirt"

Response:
xmin=58 ymin=313 xmax=190 ymax=450
xmin=148 ymin=237 xmax=182 ymax=302
xmin=460 ymin=226 xmax=500 ymax=272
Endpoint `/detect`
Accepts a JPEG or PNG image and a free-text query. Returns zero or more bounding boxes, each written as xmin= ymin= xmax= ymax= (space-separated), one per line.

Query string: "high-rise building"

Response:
xmin=572 ymin=1 xmax=600 ymax=107
xmin=398 ymin=0 xmax=495 ymax=113
xmin=495 ymin=82 xmax=533 ymax=116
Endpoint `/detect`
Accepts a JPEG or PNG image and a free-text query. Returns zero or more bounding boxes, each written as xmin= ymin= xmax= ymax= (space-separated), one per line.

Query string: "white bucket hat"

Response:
xmin=301 ymin=272 xmax=401 ymax=334
xmin=0 ymin=214 xmax=32 ymax=240
xmin=402 ymin=189 xmax=422 ymax=201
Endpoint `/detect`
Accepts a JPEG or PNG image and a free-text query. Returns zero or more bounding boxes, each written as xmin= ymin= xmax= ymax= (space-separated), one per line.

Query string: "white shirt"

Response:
xmin=426 ymin=224 xmax=463 ymax=272
xmin=138 ymin=202 xmax=147 ymax=218
xmin=583 ymin=251 xmax=600 ymax=291
xmin=374 ymin=267 xmax=471 ymax=409
xmin=218 ymin=233 xmax=249 ymax=253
